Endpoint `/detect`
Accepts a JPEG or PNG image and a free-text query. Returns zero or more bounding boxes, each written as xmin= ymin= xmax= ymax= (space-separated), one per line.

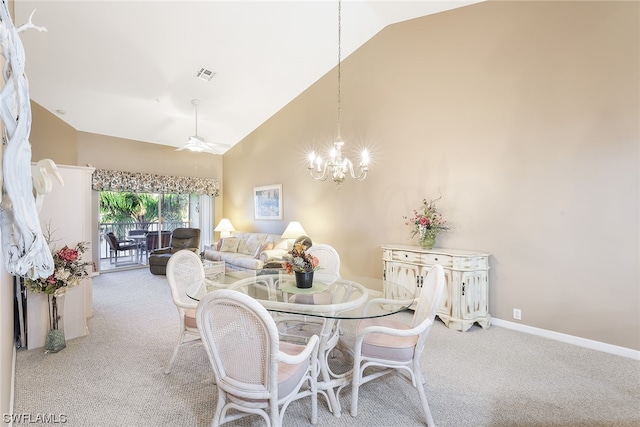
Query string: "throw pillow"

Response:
xmin=219 ymin=237 xmax=240 ymax=253
xmin=273 ymin=239 xmax=290 ymax=250
xmin=241 ymin=234 xmax=263 ymax=256
xmin=254 ymin=241 xmax=275 ymax=259
xmin=216 ymin=239 xmax=223 ymax=251
xmin=259 ymin=249 xmax=288 ymax=263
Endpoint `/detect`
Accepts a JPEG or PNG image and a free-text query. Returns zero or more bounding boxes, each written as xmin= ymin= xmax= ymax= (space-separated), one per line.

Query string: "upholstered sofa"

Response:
xmin=203 ymin=232 xmax=290 ymax=272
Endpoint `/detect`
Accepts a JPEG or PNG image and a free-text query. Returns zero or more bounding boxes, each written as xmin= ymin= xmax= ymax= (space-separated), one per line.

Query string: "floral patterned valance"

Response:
xmin=91 ymin=169 xmax=219 ymax=196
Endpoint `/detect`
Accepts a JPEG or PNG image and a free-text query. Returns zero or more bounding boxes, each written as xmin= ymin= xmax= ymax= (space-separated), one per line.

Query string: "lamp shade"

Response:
xmin=214 ymin=218 xmax=235 ymax=238
xmin=281 ymin=221 xmax=307 ymax=239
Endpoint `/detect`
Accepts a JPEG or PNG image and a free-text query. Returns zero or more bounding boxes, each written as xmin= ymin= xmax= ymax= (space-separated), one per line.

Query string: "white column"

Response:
xmin=199 ymin=194 xmax=214 ymax=252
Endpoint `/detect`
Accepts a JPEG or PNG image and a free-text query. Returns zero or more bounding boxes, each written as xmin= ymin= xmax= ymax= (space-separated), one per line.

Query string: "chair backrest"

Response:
xmin=166 ymin=250 xmax=205 ymax=309
xmin=197 ymin=289 xmax=280 ymax=400
xmin=412 ymin=264 xmax=445 ymax=351
xmin=146 ymin=231 xmax=171 ymax=252
xmin=106 ymin=232 xmax=120 ymax=250
xmin=412 ymin=264 xmax=445 ymax=327
xmin=306 ymin=244 xmax=340 ymax=284
xmin=170 ymin=228 xmax=201 ymax=251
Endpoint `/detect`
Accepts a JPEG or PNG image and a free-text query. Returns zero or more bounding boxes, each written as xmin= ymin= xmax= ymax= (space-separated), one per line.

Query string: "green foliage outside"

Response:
xmin=99 ymin=191 xmax=189 ymax=228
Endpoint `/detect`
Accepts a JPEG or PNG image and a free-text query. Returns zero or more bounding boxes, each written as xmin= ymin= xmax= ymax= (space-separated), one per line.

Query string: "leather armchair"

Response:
xmin=148 ymin=228 xmax=201 ymax=275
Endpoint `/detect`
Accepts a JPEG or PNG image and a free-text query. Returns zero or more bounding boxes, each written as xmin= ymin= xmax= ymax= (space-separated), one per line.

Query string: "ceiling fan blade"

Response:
xmin=175 ymin=100 xmax=230 ymax=154
xmin=204 ymin=141 xmax=231 ymax=149
xmin=176 ymin=136 xmax=226 ymax=155
xmin=201 ymin=146 xmax=223 ymax=154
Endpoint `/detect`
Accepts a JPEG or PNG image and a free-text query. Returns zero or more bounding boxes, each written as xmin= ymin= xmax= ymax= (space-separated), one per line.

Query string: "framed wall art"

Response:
xmin=254 ymin=184 xmax=282 ymax=220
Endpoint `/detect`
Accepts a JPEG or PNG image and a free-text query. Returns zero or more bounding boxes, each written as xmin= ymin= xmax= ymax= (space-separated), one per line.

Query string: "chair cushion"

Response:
xmin=149 ymin=253 xmax=172 ymax=266
xmin=185 ymin=308 xmax=197 ymax=329
xmin=357 ymin=318 xmax=418 ymax=362
xmin=217 ymin=252 xmax=263 ymax=270
xmin=170 ymin=228 xmax=200 ymax=250
xmin=278 ymin=341 xmax=310 ymax=399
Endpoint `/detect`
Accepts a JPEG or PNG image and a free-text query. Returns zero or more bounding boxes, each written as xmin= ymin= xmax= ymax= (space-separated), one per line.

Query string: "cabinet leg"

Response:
xmin=477 ymin=316 xmax=491 ymax=330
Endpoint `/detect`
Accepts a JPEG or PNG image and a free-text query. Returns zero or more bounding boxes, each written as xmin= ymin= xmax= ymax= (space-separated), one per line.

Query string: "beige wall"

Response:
xmin=29 ymin=109 xmax=225 ymax=264
xmin=30 ymin=104 xmax=224 ymax=184
xmin=223 ymin=1 xmax=639 ymax=350
xmin=30 ymin=102 xmax=77 ymax=165
xmin=76 ymin=131 xmax=223 ymax=180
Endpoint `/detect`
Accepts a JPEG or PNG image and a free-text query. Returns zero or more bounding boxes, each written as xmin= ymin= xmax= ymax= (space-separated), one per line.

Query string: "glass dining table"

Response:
xmin=186 ymin=272 xmax=415 ymax=416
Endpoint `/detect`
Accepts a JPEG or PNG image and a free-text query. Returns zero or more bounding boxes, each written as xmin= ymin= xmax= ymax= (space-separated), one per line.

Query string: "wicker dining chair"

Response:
xmin=197 ymin=288 xmax=319 ymax=427
xmin=306 ymin=244 xmax=341 ymax=284
xmin=348 ymin=264 xmax=445 ymax=426
xmin=278 ymin=244 xmax=341 ymax=350
xmin=164 ymin=249 xmax=204 ymax=374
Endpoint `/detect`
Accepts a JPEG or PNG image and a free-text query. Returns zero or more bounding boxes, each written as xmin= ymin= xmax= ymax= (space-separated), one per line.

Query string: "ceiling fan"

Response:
xmin=176 ymin=99 xmax=230 ymax=155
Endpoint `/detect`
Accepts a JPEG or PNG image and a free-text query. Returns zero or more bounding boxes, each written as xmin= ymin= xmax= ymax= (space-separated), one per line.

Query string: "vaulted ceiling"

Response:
xmin=15 ymin=1 xmax=480 ymax=154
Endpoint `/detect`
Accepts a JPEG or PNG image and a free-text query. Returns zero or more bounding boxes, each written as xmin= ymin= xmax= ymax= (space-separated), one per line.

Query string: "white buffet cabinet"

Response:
xmin=382 ymin=244 xmax=491 ymax=332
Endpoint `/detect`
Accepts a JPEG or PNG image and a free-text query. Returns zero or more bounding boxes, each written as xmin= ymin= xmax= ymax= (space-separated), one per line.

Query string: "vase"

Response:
xmin=294 ymin=271 xmax=314 ymax=289
xmin=418 ymin=231 xmax=436 ymax=249
xmin=45 ymin=294 xmax=66 ymax=353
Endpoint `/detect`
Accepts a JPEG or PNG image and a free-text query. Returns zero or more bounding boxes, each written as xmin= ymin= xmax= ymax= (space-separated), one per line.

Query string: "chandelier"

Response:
xmin=308 ymin=0 xmax=370 ymax=184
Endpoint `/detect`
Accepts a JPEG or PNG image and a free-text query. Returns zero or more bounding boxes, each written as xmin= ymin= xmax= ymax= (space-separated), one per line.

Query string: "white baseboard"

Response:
xmin=492 ymin=318 xmax=640 ymax=361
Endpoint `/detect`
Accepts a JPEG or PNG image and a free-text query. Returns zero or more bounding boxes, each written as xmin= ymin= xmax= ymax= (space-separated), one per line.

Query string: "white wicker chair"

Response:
xmin=276 ymin=245 xmax=355 ymax=415
xmin=348 ymin=264 xmax=445 ymax=426
xmin=306 ymin=244 xmax=340 ymax=284
xmin=279 ymin=244 xmax=341 ymax=349
xmin=197 ymin=289 xmax=319 ymax=427
xmin=164 ymin=249 xmax=204 ymax=374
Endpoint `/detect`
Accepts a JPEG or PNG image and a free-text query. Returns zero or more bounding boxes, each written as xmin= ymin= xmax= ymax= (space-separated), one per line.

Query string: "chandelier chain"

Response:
xmin=306 ymin=0 xmax=370 ymax=184
xmin=336 ymin=0 xmax=342 ymax=139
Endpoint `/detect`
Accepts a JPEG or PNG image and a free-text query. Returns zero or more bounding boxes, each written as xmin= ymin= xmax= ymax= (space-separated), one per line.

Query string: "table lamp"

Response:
xmin=281 ymin=222 xmax=308 ymax=250
xmin=214 ymin=218 xmax=236 ymax=239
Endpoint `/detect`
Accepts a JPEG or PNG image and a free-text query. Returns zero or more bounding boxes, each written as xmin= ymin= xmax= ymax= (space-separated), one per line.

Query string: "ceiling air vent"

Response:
xmin=195 ymin=68 xmax=216 ymax=82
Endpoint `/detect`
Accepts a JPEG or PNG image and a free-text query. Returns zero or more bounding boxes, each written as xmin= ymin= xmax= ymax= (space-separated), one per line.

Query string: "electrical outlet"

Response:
xmin=513 ymin=308 xmax=522 ymax=320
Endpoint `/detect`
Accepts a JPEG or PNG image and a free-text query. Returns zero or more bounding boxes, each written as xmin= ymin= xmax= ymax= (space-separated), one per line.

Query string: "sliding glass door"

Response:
xmin=98 ymin=191 xmax=192 ymax=271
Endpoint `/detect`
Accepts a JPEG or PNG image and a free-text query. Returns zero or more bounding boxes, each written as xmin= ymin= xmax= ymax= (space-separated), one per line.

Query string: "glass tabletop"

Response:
xmin=185 ymin=272 xmax=415 ymax=320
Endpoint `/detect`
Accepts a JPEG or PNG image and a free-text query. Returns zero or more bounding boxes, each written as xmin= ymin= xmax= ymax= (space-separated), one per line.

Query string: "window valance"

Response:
xmin=92 ymin=169 xmax=220 ymax=196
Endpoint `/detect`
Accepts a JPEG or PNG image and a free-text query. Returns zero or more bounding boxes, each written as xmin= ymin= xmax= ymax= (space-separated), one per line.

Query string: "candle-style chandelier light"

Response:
xmin=308 ymin=0 xmax=370 ymax=185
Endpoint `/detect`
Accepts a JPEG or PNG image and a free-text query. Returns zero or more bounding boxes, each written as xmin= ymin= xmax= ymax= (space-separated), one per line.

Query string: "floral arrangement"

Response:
xmin=403 ymin=196 xmax=450 ymax=240
xmin=284 ymin=242 xmax=319 ymax=273
xmin=25 ymin=242 xmax=92 ymax=296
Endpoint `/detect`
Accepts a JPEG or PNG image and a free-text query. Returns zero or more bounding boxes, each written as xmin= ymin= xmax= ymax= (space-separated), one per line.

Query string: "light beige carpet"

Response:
xmin=12 ymin=268 xmax=640 ymax=426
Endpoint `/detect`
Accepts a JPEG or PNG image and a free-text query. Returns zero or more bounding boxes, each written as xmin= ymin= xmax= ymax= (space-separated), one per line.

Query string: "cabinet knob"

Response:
xmin=434 ymin=257 xmax=438 ymax=261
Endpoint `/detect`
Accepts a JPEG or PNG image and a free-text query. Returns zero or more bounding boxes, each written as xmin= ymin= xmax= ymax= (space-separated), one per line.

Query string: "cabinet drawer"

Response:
xmin=454 ymin=256 xmax=489 ymax=270
xmin=420 ymin=253 xmax=453 ymax=268
xmin=391 ymin=250 xmax=422 ymax=264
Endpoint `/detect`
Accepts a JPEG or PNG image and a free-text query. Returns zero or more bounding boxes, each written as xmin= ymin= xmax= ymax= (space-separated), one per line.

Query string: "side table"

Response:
xmin=203 ymin=260 xmax=225 ymax=283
